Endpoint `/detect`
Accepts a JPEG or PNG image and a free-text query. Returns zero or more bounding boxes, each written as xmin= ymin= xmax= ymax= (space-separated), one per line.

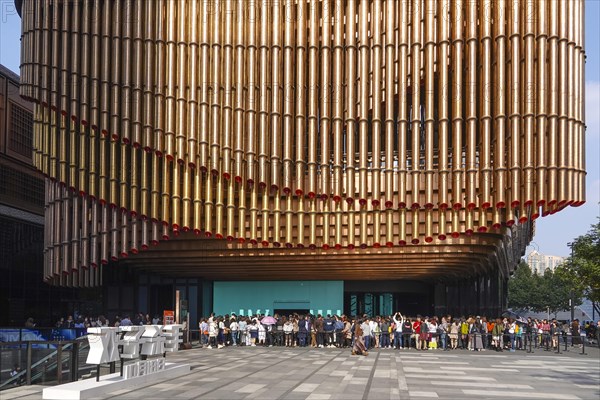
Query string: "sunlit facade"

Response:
xmin=16 ymin=0 xmax=585 ymax=317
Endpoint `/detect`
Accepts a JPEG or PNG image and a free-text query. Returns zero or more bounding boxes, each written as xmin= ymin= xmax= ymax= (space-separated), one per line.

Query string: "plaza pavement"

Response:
xmin=2 ymin=345 xmax=599 ymax=400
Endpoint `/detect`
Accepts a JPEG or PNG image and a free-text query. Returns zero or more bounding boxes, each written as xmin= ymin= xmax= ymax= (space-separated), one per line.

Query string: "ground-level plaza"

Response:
xmin=2 ymin=346 xmax=599 ymax=400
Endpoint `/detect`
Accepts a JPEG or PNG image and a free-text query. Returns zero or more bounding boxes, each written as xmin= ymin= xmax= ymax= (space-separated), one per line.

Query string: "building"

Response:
xmin=15 ymin=0 xmax=585 ymax=325
xmin=525 ymin=251 xmax=566 ymax=275
xmin=0 ymin=64 xmax=99 ymax=326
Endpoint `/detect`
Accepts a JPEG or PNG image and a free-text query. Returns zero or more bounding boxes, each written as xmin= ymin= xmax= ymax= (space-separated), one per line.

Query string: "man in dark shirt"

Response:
xmin=315 ymin=315 xmax=325 ymax=348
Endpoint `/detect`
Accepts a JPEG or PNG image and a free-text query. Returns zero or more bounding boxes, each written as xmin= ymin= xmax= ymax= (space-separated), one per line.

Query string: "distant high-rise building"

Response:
xmin=526 ymin=251 xmax=566 ymax=274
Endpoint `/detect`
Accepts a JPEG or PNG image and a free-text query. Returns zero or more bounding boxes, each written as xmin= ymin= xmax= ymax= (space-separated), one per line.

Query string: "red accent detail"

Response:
xmin=411 ymin=203 xmax=420 ymax=210
xmin=411 ymin=238 xmax=420 ymax=244
xmin=373 ymin=242 xmax=381 ymax=248
xmin=492 ymin=223 xmax=502 ymax=230
xmin=386 ymin=242 xmax=394 ymax=248
xmin=193 ymin=229 xmax=201 ymax=235
xmin=142 ymin=146 xmax=151 ymax=153
xmin=119 ymin=206 xmax=127 ymax=214
xmin=481 ymin=202 xmax=491 ymax=209
xmin=359 ymin=198 xmax=367 ymax=206
xmin=109 ymin=203 xmax=117 ymax=209
xmin=133 ymin=142 xmax=141 ymax=149
xmin=98 ymin=199 xmax=106 ymax=206
xmin=496 ymin=201 xmax=506 ymax=208
xmin=518 ymin=216 xmax=528 ymax=223
xmin=453 ymin=203 xmax=462 ymax=210
xmin=531 ymin=213 xmax=540 ymax=220
xmin=130 ymin=210 xmax=137 ymax=217
xmin=398 ymin=202 xmax=406 ymax=209
xmin=212 ymin=169 xmax=220 ymax=177
xmin=438 ymin=234 xmax=447 ymax=241
xmin=478 ymin=226 xmax=488 ymax=233
xmin=335 ymin=244 xmax=342 ymax=250
xmin=216 ymin=234 xmax=224 ymax=239
xmin=262 ymin=240 xmax=269 ymax=247
xmin=247 ymin=179 xmax=255 ymax=187
xmin=150 ymin=217 xmax=159 ymax=223
xmin=439 ymin=203 xmax=448 ymax=210
xmin=467 ymin=202 xmax=476 ymax=210
xmin=347 ymin=244 xmax=355 ymax=250
xmin=111 ymin=256 xmax=118 ymax=261
xmin=333 ymin=195 xmax=342 ymax=203
xmin=322 ymin=244 xmax=330 ymax=250
xmin=120 ymin=252 xmax=128 ymax=258
xmin=372 ymin=199 xmax=380 ymax=207
xmin=205 ymin=231 xmax=213 ymax=238
xmin=155 ymin=150 xmax=163 ymax=158
xmin=235 ymin=176 xmax=243 ymax=184
xmin=199 ymin=165 xmax=208 ymax=173
xmin=151 ymin=240 xmax=159 ymax=246
xmin=238 ymin=238 xmax=246 ymax=243
xmin=272 ymin=184 xmax=280 ymax=193
xmin=111 ymin=134 xmax=119 ymax=141
xmin=398 ymin=240 xmax=407 ymax=246
xmin=321 ymin=194 xmax=328 ymax=201
xmin=346 ymin=197 xmax=354 ymax=205
xmin=79 ymin=190 xmax=86 ymax=197
xmin=71 ymin=115 xmax=78 ymax=122
xmin=283 ymin=187 xmax=292 ymax=195
xmin=250 ymin=239 xmax=258 ymax=245
xmin=101 ymin=259 xmax=109 ymax=265
xmin=69 ymin=186 xmax=76 ymax=192
xmin=141 ymin=244 xmax=149 ymax=250
xmin=188 ymin=161 xmax=196 ymax=169
xmin=385 ymin=201 xmax=393 ymax=209
xmin=162 ymin=234 xmax=170 ymax=240
xmin=223 ymin=172 xmax=231 ymax=180
xmin=295 ymin=189 xmax=303 ymax=196
xmin=166 ymin=154 xmax=174 ymax=162
xmin=537 ymin=199 xmax=546 ymax=207
xmin=524 ymin=200 xmax=533 ymax=207
xmin=451 ymin=232 xmax=460 ymax=238
xmin=424 ymin=203 xmax=434 ymax=209
xmin=101 ymin=129 xmax=109 ymax=137
xmin=89 ymin=195 xmax=97 ymax=202
xmin=506 ymin=219 xmax=515 ymax=227
xmin=285 ymin=243 xmax=293 ymax=248
xmin=425 ymin=237 xmax=433 ymax=243
xmin=547 ymin=199 xmax=557 ymax=206
xmin=309 ymin=244 xmax=316 ymax=250
xmin=41 ymin=101 xmax=48 ymax=107
xmin=122 ymin=137 xmax=130 ymax=145
xmin=273 ymin=242 xmax=281 ymax=247
xmin=131 ymin=248 xmax=138 ymax=254
xmin=177 ymin=159 xmax=185 ymax=166
xmin=511 ymin=200 xmax=520 ymax=208
xmin=259 ymin=182 xmax=267 ymax=190
xmin=297 ymin=243 xmax=304 ymax=248
xmin=308 ymin=192 xmax=316 ymax=199
xmin=226 ymin=236 xmax=234 ymax=241
xmin=81 ymin=119 xmax=88 ymax=126
xmin=182 ymin=226 xmax=190 ymax=232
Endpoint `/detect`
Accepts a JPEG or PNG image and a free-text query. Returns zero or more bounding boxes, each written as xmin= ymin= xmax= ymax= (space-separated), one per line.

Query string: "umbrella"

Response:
xmin=261 ymin=316 xmax=277 ymax=325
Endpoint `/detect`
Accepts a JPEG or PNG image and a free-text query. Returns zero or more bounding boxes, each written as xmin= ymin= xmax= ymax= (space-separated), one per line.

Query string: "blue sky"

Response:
xmin=0 ymin=1 xmax=598 ymax=257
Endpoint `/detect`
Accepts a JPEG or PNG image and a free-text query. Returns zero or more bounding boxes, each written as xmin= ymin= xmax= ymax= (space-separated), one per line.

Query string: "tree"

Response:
xmin=508 ymin=262 xmax=535 ymax=311
xmin=508 ymin=261 xmax=583 ymax=315
xmin=567 ymin=219 xmax=600 ymax=304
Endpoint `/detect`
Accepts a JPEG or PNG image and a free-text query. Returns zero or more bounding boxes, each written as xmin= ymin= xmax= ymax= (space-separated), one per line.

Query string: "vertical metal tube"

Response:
xmin=143 ymin=0 xmax=155 ymax=152
xmin=547 ymin=0 xmax=558 ymax=206
xmin=536 ymin=0 xmax=548 ymax=208
xmin=171 ymin=161 xmax=181 ymax=231
xmin=397 ymin=0 xmax=409 ymax=209
xmin=271 ymin=0 xmax=283 ymax=192
xmin=121 ymin=0 xmax=133 ymax=145
xmin=358 ymin=0 xmax=369 ymax=206
xmin=306 ymin=0 xmax=318 ymax=198
xmin=522 ymin=0 xmax=536 ymax=209
xmin=331 ymin=0 xmax=344 ymax=202
xmin=154 ymin=0 xmax=166 ymax=157
xmin=479 ymin=0 xmax=493 ymax=210
xmin=233 ymin=0 xmax=246 ymax=182
xmin=344 ymin=0 xmax=357 ymax=204
xmin=245 ymin=0 xmax=258 ymax=185
xmin=131 ymin=0 xmax=144 ymax=149
xmin=423 ymin=0 xmax=435 ymax=210
xmin=258 ymin=0 xmax=271 ymax=189
xmin=193 ymin=166 xmax=203 ymax=234
xmin=222 ymin=0 xmax=234 ymax=181
xmin=508 ymin=0 xmax=521 ymax=210
xmin=176 ymin=0 xmax=188 ymax=164
xmin=204 ymin=171 xmax=214 ymax=236
xmin=164 ymin=0 xmax=176 ymax=161
xmin=451 ymin=0 xmax=464 ymax=210
xmin=320 ymin=0 xmax=332 ymax=200
xmin=465 ymin=0 xmax=477 ymax=211
xmin=210 ymin=0 xmax=223 ymax=176
xmin=182 ymin=163 xmax=192 ymax=231
xmin=372 ymin=0 xmax=383 ymax=209
xmin=383 ymin=0 xmax=395 ymax=209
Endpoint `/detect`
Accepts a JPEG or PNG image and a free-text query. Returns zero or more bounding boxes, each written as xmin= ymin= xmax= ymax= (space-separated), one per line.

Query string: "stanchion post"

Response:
xmin=56 ymin=343 xmax=63 ymax=384
xmin=26 ymin=341 xmax=32 ymax=385
xmin=581 ymin=334 xmax=586 ymax=355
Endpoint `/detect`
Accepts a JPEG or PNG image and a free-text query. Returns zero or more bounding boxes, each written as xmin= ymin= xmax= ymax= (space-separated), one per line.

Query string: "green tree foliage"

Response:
xmin=508 ymin=261 xmax=584 ymax=315
xmin=567 ymin=219 xmax=600 ymax=303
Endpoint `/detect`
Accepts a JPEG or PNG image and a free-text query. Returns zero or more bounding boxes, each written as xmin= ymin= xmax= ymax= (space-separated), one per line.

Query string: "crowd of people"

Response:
xmin=196 ymin=313 xmax=600 ymax=356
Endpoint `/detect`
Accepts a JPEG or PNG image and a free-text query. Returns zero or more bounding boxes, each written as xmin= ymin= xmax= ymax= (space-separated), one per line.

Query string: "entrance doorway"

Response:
xmin=150 ymin=284 xmax=173 ymax=316
xmin=274 ymin=309 xmax=310 ymax=317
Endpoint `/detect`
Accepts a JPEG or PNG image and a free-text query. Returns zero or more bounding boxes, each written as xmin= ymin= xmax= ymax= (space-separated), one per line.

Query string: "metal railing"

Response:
xmin=0 ymin=339 xmax=91 ymax=390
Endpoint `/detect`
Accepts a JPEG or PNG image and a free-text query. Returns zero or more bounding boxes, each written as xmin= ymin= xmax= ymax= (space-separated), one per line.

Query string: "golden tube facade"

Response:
xmin=19 ymin=0 xmax=586 ymax=286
